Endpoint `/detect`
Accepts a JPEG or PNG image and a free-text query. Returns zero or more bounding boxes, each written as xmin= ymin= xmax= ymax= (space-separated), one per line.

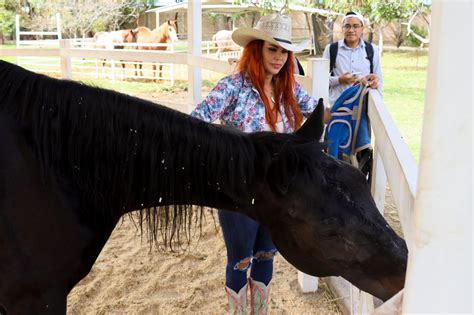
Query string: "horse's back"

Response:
xmin=213 ymin=30 xmax=239 ymax=52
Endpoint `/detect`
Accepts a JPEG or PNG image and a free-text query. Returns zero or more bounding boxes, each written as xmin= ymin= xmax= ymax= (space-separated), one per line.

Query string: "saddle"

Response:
xmin=325 ymin=84 xmax=373 ymax=183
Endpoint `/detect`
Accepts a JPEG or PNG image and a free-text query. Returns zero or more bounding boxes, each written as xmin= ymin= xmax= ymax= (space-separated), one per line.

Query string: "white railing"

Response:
xmin=3 ymin=38 xmax=241 ymax=84
xmin=324 ymin=89 xmax=418 ymax=315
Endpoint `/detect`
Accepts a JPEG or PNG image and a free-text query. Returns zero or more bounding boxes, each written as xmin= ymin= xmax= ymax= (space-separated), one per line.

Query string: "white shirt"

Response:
xmin=264 ymin=120 xmax=286 ymax=133
xmin=323 ymin=39 xmax=383 ymax=104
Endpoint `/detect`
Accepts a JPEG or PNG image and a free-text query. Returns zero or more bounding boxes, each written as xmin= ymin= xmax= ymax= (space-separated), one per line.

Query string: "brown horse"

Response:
xmin=92 ymin=29 xmax=137 ymax=71
xmin=133 ymin=20 xmax=178 ymax=79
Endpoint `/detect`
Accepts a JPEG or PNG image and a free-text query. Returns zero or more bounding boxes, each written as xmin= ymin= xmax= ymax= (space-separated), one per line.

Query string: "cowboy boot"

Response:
xmin=225 ymin=284 xmax=248 ymax=315
xmin=249 ymin=278 xmax=271 ymax=315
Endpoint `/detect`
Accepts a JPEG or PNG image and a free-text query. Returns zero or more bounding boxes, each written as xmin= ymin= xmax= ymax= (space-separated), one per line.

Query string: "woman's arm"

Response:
xmin=191 ymin=75 xmax=239 ymax=122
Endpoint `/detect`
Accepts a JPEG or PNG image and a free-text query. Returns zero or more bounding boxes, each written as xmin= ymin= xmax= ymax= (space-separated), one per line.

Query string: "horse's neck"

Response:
xmin=154 ymin=27 xmax=168 ymax=43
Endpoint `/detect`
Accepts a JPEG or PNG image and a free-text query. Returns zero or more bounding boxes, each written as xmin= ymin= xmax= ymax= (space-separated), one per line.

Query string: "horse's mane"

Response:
xmin=0 ymin=61 xmax=250 ymax=246
xmin=0 ymin=61 xmax=325 ymax=249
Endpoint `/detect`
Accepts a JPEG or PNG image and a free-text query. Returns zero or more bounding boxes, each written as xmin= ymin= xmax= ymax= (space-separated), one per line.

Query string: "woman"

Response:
xmin=191 ymin=13 xmax=323 ymax=314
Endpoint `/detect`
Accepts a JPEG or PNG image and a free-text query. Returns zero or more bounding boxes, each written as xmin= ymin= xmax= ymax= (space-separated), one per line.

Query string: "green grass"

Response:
xmin=381 ymin=50 xmax=428 ymax=161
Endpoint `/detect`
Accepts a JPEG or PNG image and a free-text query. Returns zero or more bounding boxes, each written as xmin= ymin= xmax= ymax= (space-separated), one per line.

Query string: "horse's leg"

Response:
xmin=121 ymin=61 xmax=126 ymax=79
xmin=153 ymin=63 xmax=157 ymax=82
xmin=102 ymin=59 xmax=107 ymax=77
xmin=0 ymin=113 xmax=120 ymax=313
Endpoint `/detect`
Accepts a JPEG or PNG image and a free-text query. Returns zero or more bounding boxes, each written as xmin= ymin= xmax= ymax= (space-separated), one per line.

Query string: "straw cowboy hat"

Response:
xmin=232 ymin=13 xmax=309 ymax=52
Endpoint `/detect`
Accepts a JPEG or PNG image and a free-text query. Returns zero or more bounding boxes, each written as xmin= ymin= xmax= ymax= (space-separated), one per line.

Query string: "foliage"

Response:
xmin=1 ymin=0 xmax=149 ymax=38
xmin=0 ymin=2 xmax=15 ymax=37
xmin=325 ymin=0 xmax=430 ymax=43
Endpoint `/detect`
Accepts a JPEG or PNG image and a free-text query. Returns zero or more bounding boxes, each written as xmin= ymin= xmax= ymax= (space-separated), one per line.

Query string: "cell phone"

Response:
xmin=352 ymin=72 xmax=362 ymax=77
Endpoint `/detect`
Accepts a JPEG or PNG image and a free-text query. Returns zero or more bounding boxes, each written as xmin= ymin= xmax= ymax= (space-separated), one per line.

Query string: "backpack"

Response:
xmin=329 ymin=41 xmax=374 ymax=75
xmin=325 ymin=84 xmax=373 ymax=183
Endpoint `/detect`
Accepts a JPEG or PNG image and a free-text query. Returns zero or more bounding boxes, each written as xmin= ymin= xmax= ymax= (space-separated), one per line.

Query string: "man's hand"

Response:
xmin=338 ymin=72 xmax=358 ymax=85
xmin=359 ymin=74 xmax=379 ymax=89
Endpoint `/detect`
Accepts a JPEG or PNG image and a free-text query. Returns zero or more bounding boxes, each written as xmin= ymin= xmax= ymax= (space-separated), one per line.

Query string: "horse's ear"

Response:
xmin=296 ymin=98 xmax=325 ymax=141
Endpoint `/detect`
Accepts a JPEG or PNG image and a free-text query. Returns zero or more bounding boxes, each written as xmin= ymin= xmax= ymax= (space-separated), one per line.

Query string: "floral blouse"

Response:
xmin=191 ymin=72 xmax=318 ymax=133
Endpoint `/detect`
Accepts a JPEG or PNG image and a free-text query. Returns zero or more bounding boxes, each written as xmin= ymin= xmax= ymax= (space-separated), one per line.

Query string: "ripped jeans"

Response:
xmin=218 ymin=209 xmax=277 ymax=292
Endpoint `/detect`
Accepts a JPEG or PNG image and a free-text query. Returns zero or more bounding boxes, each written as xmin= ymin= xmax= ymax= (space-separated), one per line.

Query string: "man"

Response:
xmin=323 ymin=11 xmax=383 ymax=105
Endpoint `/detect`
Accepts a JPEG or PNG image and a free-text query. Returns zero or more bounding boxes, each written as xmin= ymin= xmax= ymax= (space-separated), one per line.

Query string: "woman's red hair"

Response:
xmin=237 ymin=40 xmax=303 ymax=131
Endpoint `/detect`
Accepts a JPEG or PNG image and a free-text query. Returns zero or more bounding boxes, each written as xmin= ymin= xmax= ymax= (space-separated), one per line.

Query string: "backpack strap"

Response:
xmin=329 ymin=42 xmax=338 ymax=76
xmin=364 ymin=41 xmax=374 ymax=74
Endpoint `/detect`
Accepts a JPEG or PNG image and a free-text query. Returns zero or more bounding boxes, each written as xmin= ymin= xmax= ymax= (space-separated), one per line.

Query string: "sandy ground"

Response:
xmin=67 ymin=212 xmax=341 ymax=314
xmin=66 ymin=90 xmax=342 ymax=314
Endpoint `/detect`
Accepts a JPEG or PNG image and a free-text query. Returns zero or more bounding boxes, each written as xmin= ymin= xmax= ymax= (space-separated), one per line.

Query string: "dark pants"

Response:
xmin=218 ymin=209 xmax=277 ymax=292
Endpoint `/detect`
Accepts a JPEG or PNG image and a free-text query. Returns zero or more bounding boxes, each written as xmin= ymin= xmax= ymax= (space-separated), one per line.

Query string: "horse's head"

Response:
xmin=163 ymin=20 xmax=178 ymax=43
xmin=248 ymin=101 xmax=408 ymax=301
xmin=123 ymin=29 xmax=138 ymax=43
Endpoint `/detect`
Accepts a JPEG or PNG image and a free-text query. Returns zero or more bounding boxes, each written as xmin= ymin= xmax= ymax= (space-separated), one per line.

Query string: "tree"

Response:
xmin=0 ymin=2 xmax=16 ymax=44
xmin=3 ymin=0 xmax=148 ymax=39
xmin=325 ymin=0 xmax=431 ymax=51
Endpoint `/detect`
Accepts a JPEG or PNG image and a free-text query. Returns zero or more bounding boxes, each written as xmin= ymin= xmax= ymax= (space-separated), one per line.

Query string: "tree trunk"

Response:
xmin=378 ymin=28 xmax=384 ymax=57
xmin=311 ymin=14 xmax=335 ymax=53
xmin=305 ymin=13 xmax=315 ymax=56
xmin=310 ymin=13 xmax=323 ymax=56
xmin=216 ymin=15 xmax=227 ymax=30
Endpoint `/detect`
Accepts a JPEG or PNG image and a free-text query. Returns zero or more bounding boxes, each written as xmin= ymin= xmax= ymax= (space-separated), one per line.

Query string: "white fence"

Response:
xmin=8 ymin=35 xmax=242 ymax=84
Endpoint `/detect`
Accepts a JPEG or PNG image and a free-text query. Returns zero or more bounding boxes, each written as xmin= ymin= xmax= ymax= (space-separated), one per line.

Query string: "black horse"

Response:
xmin=0 ymin=60 xmax=407 ymax=313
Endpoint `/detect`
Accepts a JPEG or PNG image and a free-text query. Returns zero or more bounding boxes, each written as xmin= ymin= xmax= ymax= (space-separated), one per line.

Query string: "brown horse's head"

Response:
xmin=122 ymin=29 xmax=138 ymax=43
xmin=246 ymin=101 xmax=408 ymax=301
xmin=159 ymin=20 xmax=178 ymax=43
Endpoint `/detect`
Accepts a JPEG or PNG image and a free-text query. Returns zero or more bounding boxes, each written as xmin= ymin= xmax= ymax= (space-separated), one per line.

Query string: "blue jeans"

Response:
xmin=218 ymin=209 xmax=277 ymax=292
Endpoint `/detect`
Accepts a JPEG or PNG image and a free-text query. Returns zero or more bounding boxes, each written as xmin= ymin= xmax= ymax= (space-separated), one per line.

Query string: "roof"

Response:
xmin=146 ymin=1 xmax=339 ymax=16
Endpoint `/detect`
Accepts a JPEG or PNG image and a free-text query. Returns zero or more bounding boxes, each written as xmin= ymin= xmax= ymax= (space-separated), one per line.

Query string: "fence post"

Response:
xmin=296 ymin=58 xmax=329 ymax=293
xmin=403 ymin=1 xmax=472 ymax=312
xmin=56 ymin=13 xmax=62 ymax=40
xmin=187 ymin=0 xmax=202 ymax=113
xmin=307 ymin=58 xmax=329 ymax=102
xmin=170 ymin=44 xmax=175 ymax=86
xmin=60 ymin=39 xmax=71 ymax=79
xmin=370 ymin=144 xmax=387 ymax=214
